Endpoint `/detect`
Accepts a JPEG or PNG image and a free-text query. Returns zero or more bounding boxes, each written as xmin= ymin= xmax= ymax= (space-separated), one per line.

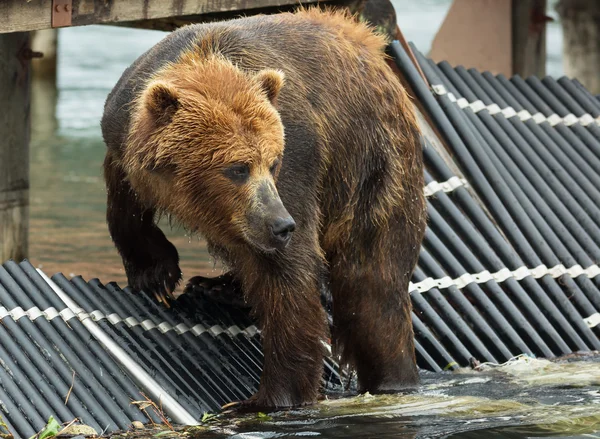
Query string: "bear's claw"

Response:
xmin=126 ymin=258 xmax=182 ymax=308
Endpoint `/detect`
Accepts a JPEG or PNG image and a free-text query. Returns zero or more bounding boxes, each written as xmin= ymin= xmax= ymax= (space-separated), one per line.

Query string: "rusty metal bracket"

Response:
xmin=52 ymin=0 xmax=72 ymax=28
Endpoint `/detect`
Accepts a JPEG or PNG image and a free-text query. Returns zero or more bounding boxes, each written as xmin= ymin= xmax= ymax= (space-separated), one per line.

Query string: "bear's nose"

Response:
xmin=270 ymin=216 xmax=296 ymax=248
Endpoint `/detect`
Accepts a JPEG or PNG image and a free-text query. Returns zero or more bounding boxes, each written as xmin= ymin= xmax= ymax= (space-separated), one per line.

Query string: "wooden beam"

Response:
xmin=512 ymin=0 xmax=547 ymax=78
xmin=557 ymin=0 xmax=600 ymax=94
xmin=0 ymin=0 xmax=320 ymax=34
xmin=0 ymin=32 xmax=30 ymax=261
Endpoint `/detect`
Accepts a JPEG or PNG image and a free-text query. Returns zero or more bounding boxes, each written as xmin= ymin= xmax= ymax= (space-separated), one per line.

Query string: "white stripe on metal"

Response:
xmin=26 ymin=307 xmax=44 ymax=321
xmin=36 ymin=269 xmax=198 ymax=426
xmin=44 ymin=307 xmax=60 ymax=320
xmin=584 ymin=313 xmax=600 ymax=328
xmin=424 ymin=176 xmax=468 ymax=197
xmin=432 ymin=84 xmax=600 ymax=127
xmin=409 ymin=263 xmax=600 ymax=294
xmin=0 ymin=300 xmax=259 ymax=340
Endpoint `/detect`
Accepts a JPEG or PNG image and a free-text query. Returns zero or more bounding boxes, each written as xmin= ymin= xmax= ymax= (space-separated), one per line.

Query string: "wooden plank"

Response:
xmin=0 ymin=32 xmax=30 ymax=261
xmin=512 ymin=0 xmax=547 ymax=78
xmin=557 ymin=0 xmax=600 ymax=94
xmin=0 ymin=0 xmax=321 ymax=33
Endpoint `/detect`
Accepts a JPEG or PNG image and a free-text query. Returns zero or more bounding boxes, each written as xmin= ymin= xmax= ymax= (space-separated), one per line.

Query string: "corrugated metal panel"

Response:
xmin=0 ymin=260 xmax=344 ymax=438
xmin=389 ymin=42 xmax=600 ymax=373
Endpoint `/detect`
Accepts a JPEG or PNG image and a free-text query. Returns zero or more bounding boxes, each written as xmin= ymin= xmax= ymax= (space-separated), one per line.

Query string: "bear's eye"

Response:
xmin=269 ymin=160 xmax=280 ymax=175
xmin=224 ymin=164 xmax=250 ymax=184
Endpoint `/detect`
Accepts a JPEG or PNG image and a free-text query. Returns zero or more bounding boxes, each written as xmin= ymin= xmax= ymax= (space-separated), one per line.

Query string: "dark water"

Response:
xmin=178 ymin=356 xmax=600 ymax=438
xmin=27 ymin=2 xmax=593 ymax=438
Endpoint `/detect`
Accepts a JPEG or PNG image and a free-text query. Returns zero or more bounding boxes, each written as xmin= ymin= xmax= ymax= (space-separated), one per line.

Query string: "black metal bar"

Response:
xmin=393 ymin=43 xmax=575 ymax=355
xmin=411 ymin=288 xmax=474 ymax=365
xmin=541 ymin=76 xmax=588 ymax=116
xmin=412 ymin=265 xmax=498 ymax=363
xmin=514 ymin=76 xmax=600 ymax=143
xmin=459 ymin=111 xmax=600 ymax=345
xmin=53 ymin=274 xmax=212 ymax=413
xmin=0 ymin=272 xmax=119 ymax=431
xmin=556 ymin=77 xmax=600 ymax=116
xmin=569 ymin=78 xmax=600 ymax=113
xmin=420 ymin=212 xmax=531 ymax=357
xmin=436 ymin=95 xmax=592 ymax=351
xmin=131 ymin=284 xmax=261 ymax=392
xmin=0 ymin=267 xmax=134 ymax=430
xmin=411 ymin=313 xmax=458 ymax=371
xmin=510 ymin=77 xmax=600 ymax=169
xmin=472 ymin=111 xmax=600 ymax=310
xmin=0 ymin=343 xmax=48 ymax=432
xmin=0 ymin=378 xmax=37 ymax=439
xmin=17 ymin=265 xmax=163 ymax=425
xmin=454 ymin=66 xmax=494 ymax=104
xmin=481 ymin=72 xmax=526 ymax=110
xmin=524 ymin=76 xmax=571 ymax=116
xmin=61 ymin=276 xmax=204 ymax=418
xmin=422 ymin=202 xmax=550 ymax=357
xmin=437 ymin=61 xmax=479 ymax=102
xmin=496 ymin=74 xmax=538 ymax=113
xmin=0 ymin=320 xmax=75 ymax=424
xmin=414 ymin=339 xmax=442 ymax=372
xmin=99 ymin=281 xmax=245 ymax=406
xmin=4 ymin=262 xmax=150 ymax=425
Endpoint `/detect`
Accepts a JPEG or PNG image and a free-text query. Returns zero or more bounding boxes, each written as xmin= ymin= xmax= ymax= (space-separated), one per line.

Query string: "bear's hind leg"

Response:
xmin=327 ymin=215 xmax=421 ymax=393
xmin=104 ymin=152 xmax=182 ymax=304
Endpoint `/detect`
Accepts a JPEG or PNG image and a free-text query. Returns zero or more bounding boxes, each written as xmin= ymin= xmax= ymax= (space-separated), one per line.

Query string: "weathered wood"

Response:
xmin=31 ymin=29 xmax=57 ymax=79
xmin=557 ymin=0 xmax=600 ymax=94
xmin=0 ymin=32 xmax=30 ymax=261
xmin=512 ymin=0 xmax=547 ymax=78
xmin=0 ymin=0 xmax=322 ymax=33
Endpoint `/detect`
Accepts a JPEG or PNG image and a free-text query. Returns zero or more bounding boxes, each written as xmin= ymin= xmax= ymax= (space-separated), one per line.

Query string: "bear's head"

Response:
xmin=125 ymin=56 xmax=295 ymax=253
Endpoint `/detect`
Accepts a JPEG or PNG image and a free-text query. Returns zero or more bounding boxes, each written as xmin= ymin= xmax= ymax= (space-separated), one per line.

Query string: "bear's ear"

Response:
xmin=255 ymin=69 xmax=284 ymax=105
xmin=143 ymin=81 xmax=180 ymax=125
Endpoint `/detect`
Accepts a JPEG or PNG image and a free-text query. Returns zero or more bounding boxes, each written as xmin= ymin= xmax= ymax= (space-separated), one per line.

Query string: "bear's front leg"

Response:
xmin=104 ymin=152 xmax=182 ymax=304
xmin=240 ymin=248 xmax=328 ymax=409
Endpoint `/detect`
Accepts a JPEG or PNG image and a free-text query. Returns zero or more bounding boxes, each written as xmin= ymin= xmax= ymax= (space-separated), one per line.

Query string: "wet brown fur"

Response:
xmin=101 ymin=8 xmax=426 ymax=408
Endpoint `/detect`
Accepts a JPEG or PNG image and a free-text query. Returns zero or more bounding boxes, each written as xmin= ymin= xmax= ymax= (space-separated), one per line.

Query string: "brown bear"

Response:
xmin=101 ymin=8 xmax=426 ymax=409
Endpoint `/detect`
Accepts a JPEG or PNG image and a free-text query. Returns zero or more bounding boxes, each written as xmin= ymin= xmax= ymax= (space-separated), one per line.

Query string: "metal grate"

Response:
xmin=390 ymin=42 xmax=600 ymax=372
xmin=0 ymin=260 xmax=343 ymax=438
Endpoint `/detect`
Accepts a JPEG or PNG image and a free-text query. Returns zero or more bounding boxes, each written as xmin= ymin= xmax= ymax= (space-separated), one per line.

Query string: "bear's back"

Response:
xmin=101 ymin=10 xmax=390 ymax=154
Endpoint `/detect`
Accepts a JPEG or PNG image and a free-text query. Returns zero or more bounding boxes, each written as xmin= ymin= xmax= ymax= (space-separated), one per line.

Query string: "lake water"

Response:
xmin=25 ymin=2 xmax=600 ymax=438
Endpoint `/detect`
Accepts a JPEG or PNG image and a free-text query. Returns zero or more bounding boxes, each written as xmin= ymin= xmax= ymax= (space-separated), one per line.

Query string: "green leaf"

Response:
xmin=256 ymin=412 xmax=272 ymax=421
xmin=200 ymin=412 xmax=218 ymax=423
xmin=30 ymin=416 xmax=60 ymax=439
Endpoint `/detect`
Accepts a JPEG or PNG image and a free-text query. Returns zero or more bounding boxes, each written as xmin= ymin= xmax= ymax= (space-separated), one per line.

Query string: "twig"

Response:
xmin=56 ymin=418 xmax=79 ymax=437
xmin=65 ymin=371 xmax=76 ymax=405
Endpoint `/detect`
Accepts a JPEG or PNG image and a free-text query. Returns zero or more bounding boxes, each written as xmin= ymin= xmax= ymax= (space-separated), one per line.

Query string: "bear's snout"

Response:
xmin=246 ymin=180 xmax=295 ymax=252
xmin=269 ymin=216 xmax=296 ymax=249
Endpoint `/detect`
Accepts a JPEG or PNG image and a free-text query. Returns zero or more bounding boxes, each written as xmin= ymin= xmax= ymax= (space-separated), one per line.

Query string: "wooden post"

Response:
xmin=512 ymin=0 xmax=547 ymax=78
xmin=557 ymin=0 xmax=600 ymax=94
xmin=31 ymin=29 xmax=57 ymax=79
xmin=0 ymin=32 xmax=30 ymax=262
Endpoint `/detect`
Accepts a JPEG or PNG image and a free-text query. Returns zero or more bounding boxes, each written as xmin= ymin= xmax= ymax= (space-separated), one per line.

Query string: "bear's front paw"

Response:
xmin=182 ymin=273 xmax=248 ymax=308
xmin=126 ymin=258 xmax=182 ymax=306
